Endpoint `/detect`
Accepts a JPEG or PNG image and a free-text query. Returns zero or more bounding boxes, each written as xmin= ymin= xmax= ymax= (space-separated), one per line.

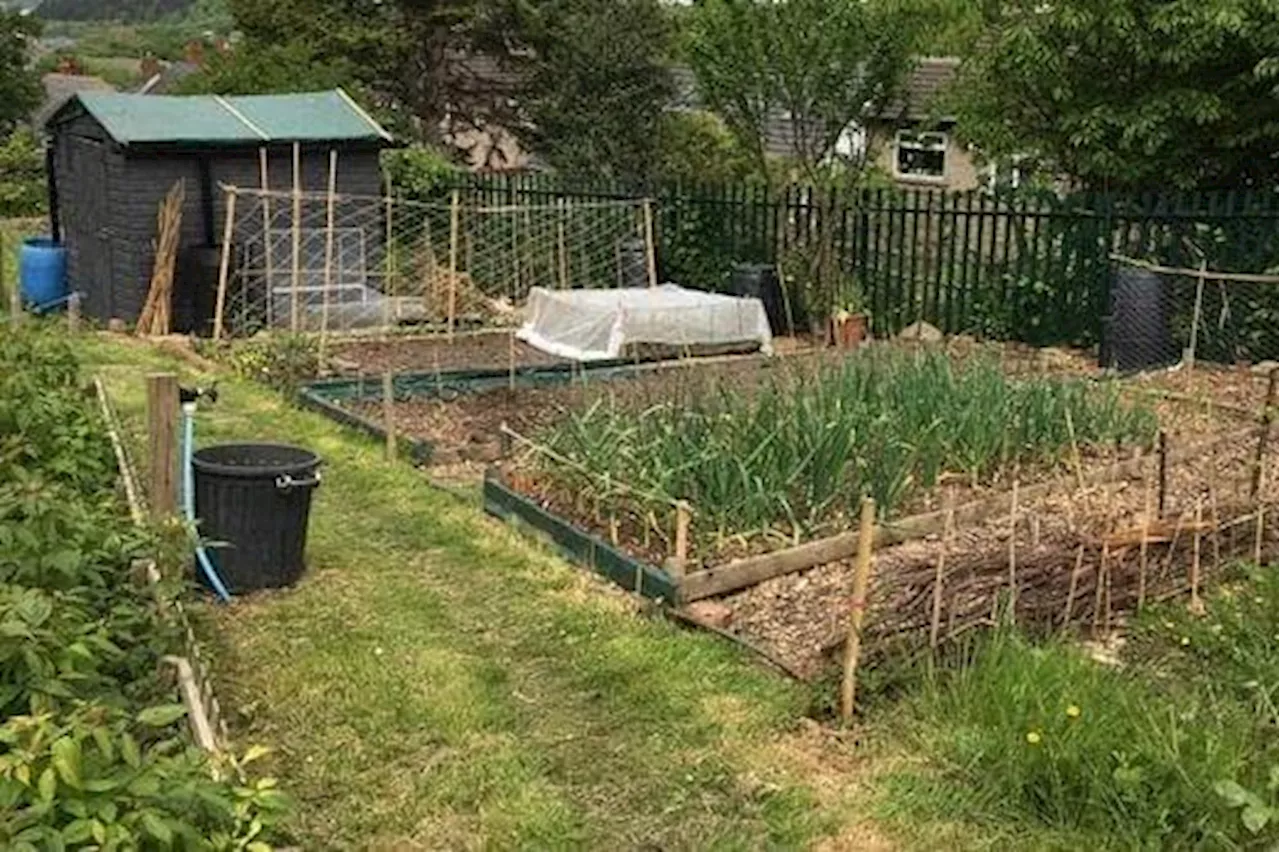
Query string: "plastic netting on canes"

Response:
xmin=213 ymin=187 xmax=655 ymax=338
xmin=1104 ymin=257 xmax=1278 ymax=371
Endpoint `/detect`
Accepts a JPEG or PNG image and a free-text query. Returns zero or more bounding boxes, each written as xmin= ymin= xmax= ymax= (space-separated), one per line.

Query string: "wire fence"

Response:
xmin=1104 ymin=256 xmax=1279 ymax=371
xmin=213 ymin=187 xmax=656 ymax=340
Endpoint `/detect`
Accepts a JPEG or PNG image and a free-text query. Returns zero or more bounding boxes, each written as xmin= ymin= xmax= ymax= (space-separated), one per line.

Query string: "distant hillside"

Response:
xmin=34 ymin=0 xmax=194 ymax=22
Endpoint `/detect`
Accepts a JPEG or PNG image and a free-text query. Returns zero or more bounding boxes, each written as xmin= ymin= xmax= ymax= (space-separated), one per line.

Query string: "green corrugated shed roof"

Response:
xmin=57 ymin=89 xmax=392 ymax=146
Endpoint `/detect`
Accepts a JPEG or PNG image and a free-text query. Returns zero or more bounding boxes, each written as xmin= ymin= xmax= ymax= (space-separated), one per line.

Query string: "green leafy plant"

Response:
xmin=536 ymin=349 xmax=1157 ymax=555
xmin=0 ymin=326 xmax=290 ymax=848
xmin=1214 ymin=774 xmax=1278 ymax=835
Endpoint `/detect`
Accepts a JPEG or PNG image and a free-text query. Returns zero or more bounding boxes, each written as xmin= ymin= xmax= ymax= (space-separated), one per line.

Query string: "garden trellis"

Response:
xmin=211 ymin=184 xmax=658 ymax=342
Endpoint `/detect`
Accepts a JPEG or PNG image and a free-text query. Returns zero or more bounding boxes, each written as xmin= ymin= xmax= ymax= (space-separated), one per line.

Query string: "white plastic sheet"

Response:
xmin=516 ymin=284 xmax=774 ymax=361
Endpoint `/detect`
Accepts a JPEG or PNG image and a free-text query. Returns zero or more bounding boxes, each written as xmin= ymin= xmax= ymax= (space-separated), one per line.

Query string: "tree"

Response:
xmin=226 ymin=0 xmax=527 ymax=148
xmin=513 ymin=0 xmax=675 ymax=184
xmin=951 ymin=0 xmax=1278 ymax=191
xmin=686 ymin=0 xmax=923 ymax=186
xmin=0 ymin=10 xmax=41 ymax=135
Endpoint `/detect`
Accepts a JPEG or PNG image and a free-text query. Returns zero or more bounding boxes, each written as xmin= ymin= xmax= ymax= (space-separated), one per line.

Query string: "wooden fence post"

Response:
xmin=840 ymin=496 xmax=877 ymax=724
xmin=146 ymin=373 xmax=179 ymax=519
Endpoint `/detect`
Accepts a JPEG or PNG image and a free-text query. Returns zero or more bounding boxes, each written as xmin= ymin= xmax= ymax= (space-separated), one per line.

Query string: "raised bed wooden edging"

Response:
xmin=483 ymin=471 xmax=681 ymax=604
xmin=679 ymin=424 xmax=1261 ymax=601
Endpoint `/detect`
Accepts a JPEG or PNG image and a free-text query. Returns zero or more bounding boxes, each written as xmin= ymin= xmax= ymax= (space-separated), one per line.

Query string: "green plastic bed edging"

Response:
xmin=303 ymin=357 xmax=672 ymax=404
xmin=296 ymin=387 xmax=434 ymax=464
xmin=482 ymin=472 xmax=681 ymax=605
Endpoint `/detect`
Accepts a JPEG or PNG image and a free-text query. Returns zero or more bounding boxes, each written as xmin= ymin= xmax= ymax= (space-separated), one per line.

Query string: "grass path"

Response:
xmin=85 ymin=336 xmax=887 ymax=850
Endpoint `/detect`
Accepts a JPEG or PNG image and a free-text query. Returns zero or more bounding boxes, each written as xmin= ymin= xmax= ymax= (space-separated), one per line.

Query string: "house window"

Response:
xmin=895 ymin=131 xmax=947 ymax=180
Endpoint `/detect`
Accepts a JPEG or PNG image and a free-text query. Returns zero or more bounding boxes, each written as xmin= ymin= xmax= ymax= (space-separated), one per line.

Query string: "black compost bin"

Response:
xmin=729 ymin=263 xmax=791 ymax=334
xmin=1102 ymin=265 xmax=1176 ymax=372
xmin=192 ymin=443 xmax=321 ymax=593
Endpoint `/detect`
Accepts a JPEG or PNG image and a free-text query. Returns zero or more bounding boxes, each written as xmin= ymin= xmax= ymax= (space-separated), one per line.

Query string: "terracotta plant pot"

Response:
xmin=830 ymin=313 xmax=868 ymax=350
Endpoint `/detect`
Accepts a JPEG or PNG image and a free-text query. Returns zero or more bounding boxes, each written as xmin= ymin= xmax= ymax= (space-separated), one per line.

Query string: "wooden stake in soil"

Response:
xmin=1064 ymin=409 xmax=1086 ymax=491
xmin=667 ymin=500 xmax=691 ymax=578
xmin=840 ymin=496 xmax=877 ymax=724
xmin=508 ymin=328 xmax=516 ymax=391
xmin=447 ymin=189 xmax=460 ymax=340
xmin=1138 ymin=471 xmax=1152 ymax=610
xmin=290 ymin=141 xmax=302 ymax=332
xmin=212 ymin=188 xmax=237 ymax=341
xmin=1250 ymin=367 xmax=1278 ymax=501
xmin=929 ymin=489 xmax=955 ymax=649
xmin=1063 ymin=544 xmax=1085 ymax=630
xmin=382 ymin=372 xmax=396 ymax=461
xmin=146 ymin=373 xmax=179 ymax=519
xmin=1208 ymin=484 xmax=1222 ymax=571
xmin=1189 ymin=493 xmax=1205 ymax=616
xmin=1157 ymin=430 xmax=1169 ymax=517
xmin=1007 ymin=477 xmax=1019 ymax=620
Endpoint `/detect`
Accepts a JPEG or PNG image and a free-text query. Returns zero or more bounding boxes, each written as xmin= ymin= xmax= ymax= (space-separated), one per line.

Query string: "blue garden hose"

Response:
xmin=181 ymin=402 xmax=233 ymax=602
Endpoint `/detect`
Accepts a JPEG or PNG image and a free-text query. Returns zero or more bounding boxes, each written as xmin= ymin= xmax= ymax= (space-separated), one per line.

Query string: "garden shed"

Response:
xmin=45 ymin=89 xmax=393 ymax=329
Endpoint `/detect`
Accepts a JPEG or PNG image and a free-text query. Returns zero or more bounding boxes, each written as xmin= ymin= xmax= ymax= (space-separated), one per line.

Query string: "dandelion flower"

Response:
xmin=1065 ymin=705 xmax=1082 ymax=720
xmin=1026 ymin=731 xmax=1042 ymax=745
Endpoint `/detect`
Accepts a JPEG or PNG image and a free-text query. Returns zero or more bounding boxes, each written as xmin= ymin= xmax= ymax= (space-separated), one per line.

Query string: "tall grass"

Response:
xmin=539 ymin=349 xmax=1157 ymax=543
xmin=877 ymin=564 xmax=1279 ymax=849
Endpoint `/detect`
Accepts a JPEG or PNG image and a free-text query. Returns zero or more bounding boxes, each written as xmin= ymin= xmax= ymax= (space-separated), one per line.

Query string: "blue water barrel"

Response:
xmin=19 ymin=237 xmax=68 ymax=309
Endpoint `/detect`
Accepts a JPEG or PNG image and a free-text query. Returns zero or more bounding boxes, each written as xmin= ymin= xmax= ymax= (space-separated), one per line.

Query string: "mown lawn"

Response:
xmin=83 ymin=335 xmax=884 ymax=850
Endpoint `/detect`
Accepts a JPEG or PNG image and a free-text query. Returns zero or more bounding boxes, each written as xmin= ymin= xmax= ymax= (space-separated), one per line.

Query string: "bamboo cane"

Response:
xmin=448 ymin=189 xmax=460 ymax=340
xmin=212 ymin=188 xmax=237 ymax=341
xmin=320 ymin=149 xmax=337 ymax=359
xmin=258 ymin=147 xmax=274 ymax=308
xmin=642 ymin=198 xmax=658 ymax=288
xmin=290 ymin=142 xmax=301 ymax=332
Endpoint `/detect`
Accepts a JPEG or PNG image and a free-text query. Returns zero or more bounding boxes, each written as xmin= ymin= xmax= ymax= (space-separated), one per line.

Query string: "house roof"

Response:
xmin=875 ymin=57 xmax=960 ymax=122
xmin=48 ymin=89 xmax=393 ymax=147
xmin=33 ymin=73 xmax=115 ymax=133
xmin=669 ymin=57 xmax=961 ymax=124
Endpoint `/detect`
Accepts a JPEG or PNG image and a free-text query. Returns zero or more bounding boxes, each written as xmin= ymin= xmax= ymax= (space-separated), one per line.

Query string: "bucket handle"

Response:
xmin=275 ymin=472 xmax=322 ymax=493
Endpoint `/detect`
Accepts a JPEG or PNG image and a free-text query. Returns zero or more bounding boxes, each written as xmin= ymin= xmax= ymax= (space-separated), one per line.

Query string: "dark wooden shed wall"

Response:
xmin=53 ymin=113 xmax=383 ymax=324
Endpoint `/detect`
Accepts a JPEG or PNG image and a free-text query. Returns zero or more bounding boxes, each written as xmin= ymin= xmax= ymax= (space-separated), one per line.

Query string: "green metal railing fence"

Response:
xmin=421 ymin=174 xmax=1278 ymax=352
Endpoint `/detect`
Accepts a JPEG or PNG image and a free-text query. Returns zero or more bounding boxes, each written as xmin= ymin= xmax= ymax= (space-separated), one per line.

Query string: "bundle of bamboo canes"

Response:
xmin=137 ymin=180 xmax=185 ymax=336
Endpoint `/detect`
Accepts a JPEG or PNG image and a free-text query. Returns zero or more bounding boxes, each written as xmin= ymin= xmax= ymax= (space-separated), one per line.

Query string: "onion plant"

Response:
xmin=536 ymin=349 xmax=1158 ymax=548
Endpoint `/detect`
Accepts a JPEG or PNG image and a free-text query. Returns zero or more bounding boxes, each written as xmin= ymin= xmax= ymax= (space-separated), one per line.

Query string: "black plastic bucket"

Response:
xmin=192 ymin=443 xmax=321 ymax=593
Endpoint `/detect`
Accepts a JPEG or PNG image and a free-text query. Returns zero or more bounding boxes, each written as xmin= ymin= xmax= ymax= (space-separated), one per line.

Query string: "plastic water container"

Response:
xmin=19 ymin=237 xmax=68 ymax=309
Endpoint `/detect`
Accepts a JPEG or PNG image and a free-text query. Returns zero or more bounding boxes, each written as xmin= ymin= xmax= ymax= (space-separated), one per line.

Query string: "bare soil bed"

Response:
xmin=345 ymin=350 xmax=799 ymax=465
xmin=330 ymin=332 xmax=567 ymax=375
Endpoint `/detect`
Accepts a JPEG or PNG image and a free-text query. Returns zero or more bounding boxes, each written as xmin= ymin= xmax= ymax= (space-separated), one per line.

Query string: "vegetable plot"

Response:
xmin=536 ymin=349 xmax=1158 ymax=548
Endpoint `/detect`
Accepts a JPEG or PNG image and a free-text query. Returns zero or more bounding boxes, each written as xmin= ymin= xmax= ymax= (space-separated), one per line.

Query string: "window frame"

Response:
xmin=893 ymin=130 xmax=949 ymax=183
